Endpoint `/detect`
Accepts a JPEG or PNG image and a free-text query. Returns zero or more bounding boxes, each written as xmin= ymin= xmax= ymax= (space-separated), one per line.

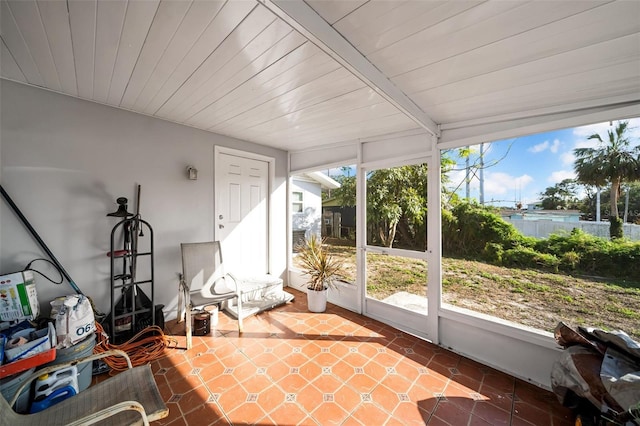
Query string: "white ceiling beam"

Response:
xmin=259 ymin=0 xmax=440 ymax=137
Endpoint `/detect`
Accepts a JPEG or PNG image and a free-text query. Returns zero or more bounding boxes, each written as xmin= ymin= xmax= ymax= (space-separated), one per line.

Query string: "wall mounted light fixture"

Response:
xmin=187 ymin=166 xmax=198 ymax=180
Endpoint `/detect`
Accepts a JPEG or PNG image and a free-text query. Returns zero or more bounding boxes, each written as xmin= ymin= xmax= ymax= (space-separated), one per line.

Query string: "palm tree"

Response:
xmin=574 ymin=120 xmax=640 ymax=238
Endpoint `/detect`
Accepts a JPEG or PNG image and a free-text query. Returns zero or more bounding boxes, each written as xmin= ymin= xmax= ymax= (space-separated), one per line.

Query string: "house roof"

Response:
xmin=501 ymin=209 xmax=582 ymax=216
xmin=1 ymin=0 xmax=639 ymax=152
xmin=296 ymin=171 xmax=341 ymax=190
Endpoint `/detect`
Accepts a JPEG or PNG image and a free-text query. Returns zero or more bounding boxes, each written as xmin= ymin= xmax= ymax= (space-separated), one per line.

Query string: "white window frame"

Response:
xmin=292 ymin=191 xmax=304 ymax=213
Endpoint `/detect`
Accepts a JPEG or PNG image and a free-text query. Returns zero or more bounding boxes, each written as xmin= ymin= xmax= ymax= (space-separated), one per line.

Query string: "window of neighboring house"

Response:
xmin=292 ymin=191 xmax=303 ymax=213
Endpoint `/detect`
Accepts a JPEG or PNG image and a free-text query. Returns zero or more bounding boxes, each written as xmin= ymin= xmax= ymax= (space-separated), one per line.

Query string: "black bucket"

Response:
xmin=192 ymin=311 xmax=210 ymax=336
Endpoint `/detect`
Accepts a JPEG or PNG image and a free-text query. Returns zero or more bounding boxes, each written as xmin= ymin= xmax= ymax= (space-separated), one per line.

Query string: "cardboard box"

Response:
xmin=0 ymin=271 xmax=39 ymax=322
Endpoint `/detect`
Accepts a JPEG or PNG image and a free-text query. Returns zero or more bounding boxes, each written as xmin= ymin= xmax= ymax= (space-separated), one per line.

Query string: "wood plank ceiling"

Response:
xmin=1 ymin=0 xmax=639 ymax=152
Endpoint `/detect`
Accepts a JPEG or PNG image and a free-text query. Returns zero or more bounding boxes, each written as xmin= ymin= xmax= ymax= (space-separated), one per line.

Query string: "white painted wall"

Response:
xmin=0 ymin=80 xmax=288 ymax=320
xmin=438 ymin=311 xmax=561 ymax=389
xmin=291 ymin=177 xmax=322 ymax=239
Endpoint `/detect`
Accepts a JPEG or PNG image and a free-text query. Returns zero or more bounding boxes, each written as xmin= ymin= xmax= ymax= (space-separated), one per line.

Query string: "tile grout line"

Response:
xmin=159 ymin=299 xmax=570 ymax=426
xmin=509 ymin=378 xmax=516 ymax=426
xmin=228 ymin=316 xmax=343 ymax=425
xmin=196 ymin=337 xmax=234 ymax=425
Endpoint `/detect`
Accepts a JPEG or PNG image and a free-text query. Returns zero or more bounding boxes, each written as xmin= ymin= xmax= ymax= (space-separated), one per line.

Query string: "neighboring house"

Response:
xmin=323 ymin=196 xmax=355 ymax=239
xmin=503 ymin=208 xmax=640 ymax=240
xmin=501 ymin=208 xmax=582 ymax=239
xmin=502 ymin=209 xmax=582 ymax=223
xmin=292 ymin=172 xmax=340 ymax=248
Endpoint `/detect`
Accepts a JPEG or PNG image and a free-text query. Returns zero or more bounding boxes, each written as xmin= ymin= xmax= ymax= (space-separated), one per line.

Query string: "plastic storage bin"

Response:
xmin=42 ymin=333 xmax=95 ymax=392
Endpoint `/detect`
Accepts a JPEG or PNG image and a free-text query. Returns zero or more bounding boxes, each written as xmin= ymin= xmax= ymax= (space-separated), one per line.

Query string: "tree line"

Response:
xmin=544 ymin=120 xmax=640 ymax=237
xmin=329 ymin=120 xmax=639 ymax=248
xmin=540 ymin=179 xmax=640 ymax=224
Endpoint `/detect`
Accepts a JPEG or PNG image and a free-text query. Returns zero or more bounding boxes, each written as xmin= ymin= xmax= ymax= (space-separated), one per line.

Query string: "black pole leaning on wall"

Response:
xmin=0 ymin=184 xmax=83 ymax=295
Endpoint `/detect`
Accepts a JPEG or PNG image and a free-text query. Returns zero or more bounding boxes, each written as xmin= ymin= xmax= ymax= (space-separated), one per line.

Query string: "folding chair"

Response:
xmin=1 ymin=349 xmax=168 ymax=426
xmin=178 ymin=241 xmax=242 ymax=349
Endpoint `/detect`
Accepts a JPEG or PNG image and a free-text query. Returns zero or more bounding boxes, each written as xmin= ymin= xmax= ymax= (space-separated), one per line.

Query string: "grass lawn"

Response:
xmin=318 ymin=244 xmax=640 ymax=341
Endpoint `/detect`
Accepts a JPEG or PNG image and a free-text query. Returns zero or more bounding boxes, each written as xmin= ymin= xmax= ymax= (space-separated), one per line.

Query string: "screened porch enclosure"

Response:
xmin=1 ymin=0 xmax=639 ymax=395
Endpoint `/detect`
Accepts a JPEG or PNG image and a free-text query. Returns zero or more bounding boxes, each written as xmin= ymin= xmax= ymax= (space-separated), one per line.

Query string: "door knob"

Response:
xmin=219 ymin=224 xmax=224 ymax=229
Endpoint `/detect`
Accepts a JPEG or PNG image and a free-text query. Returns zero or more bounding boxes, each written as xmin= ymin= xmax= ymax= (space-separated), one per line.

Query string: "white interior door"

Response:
xmin=216 ymin=151 xmax=269 ymax=276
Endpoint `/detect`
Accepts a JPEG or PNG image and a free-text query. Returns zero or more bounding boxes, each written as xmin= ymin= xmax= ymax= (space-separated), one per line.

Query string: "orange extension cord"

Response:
xmin=94 ymin=322 xmax=178 ymax=373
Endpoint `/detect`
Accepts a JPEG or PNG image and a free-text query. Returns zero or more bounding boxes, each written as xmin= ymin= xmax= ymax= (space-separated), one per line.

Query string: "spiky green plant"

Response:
xmin=296 ymin=234 xmax=344 ymax=291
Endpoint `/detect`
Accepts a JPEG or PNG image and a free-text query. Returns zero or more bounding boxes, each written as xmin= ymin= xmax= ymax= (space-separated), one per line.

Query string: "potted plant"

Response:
xmin=296 ymin=234 xmax=344 ymax=313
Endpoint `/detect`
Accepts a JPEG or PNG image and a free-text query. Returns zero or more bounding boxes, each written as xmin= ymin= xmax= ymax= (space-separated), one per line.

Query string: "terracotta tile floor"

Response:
xmin=115 ymin=289 xmax=574 ymax=425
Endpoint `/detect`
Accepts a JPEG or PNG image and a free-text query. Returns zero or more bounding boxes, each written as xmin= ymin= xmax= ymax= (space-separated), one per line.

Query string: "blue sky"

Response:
xmin=322 ymin=117 xmax=640 ymax=208
xmin=447 ymin=117 xmax=640 ymax=208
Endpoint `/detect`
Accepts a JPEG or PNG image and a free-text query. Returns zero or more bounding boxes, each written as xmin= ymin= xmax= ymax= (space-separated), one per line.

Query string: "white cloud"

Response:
xmin=528 ymin=138 xmax=561 ymax=154
xmin=573 ymin=122 xmax=613 ymax=138
xmin=444 ymin=169 xmax=477 ymax=195
xmin=573 ymin=118 xmax=640 ymax=142
xmin=548 ymin=170 xmax=575 ymax=183
xmin=569 ymin=118 xmax=640 ymax=163
xmin=484 ymin=172 xmax=533 ymax=196
xmin=560 ymin=151 xmax=575 ymax=166
xmin=446 ymin=168 xmax=536 ymax=206
xmin=445 ymin=170 xmax=532 ymax=201
xmin=445 ymin=169 xmax=466 ymax=186
xmin=573 ymin=138 xmax=599 ymax=150
xmin=528 ymin=140 xmax=549 ymax=153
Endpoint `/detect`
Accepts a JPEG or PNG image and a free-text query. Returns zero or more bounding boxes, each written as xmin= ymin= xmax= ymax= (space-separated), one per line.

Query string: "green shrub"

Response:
xmin=535 ymin=228 xmax=608 ymax=254
xmin=442 ymin=202 xmax=640 ymax=280
xmin=607 ymin=239 xmax=640 ymax=277
xmin=483 ymin=242 xmax=504 ymax=263
xmin=442 ymin=202 xmax=520 ymax=257
xmin=533 ymin=228 xmax=640 ymax=277
xmin=517 ymin=235 xmax=538 ymax=249
xmin=502 ymin=247 xmax=559 ymax=272
xmin=560 ymin=251 xmax=580 ymax=271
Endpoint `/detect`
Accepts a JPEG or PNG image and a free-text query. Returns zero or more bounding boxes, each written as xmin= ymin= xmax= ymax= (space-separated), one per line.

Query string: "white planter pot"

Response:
xmin=306 ymin=287 xmax=328 ymax=313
